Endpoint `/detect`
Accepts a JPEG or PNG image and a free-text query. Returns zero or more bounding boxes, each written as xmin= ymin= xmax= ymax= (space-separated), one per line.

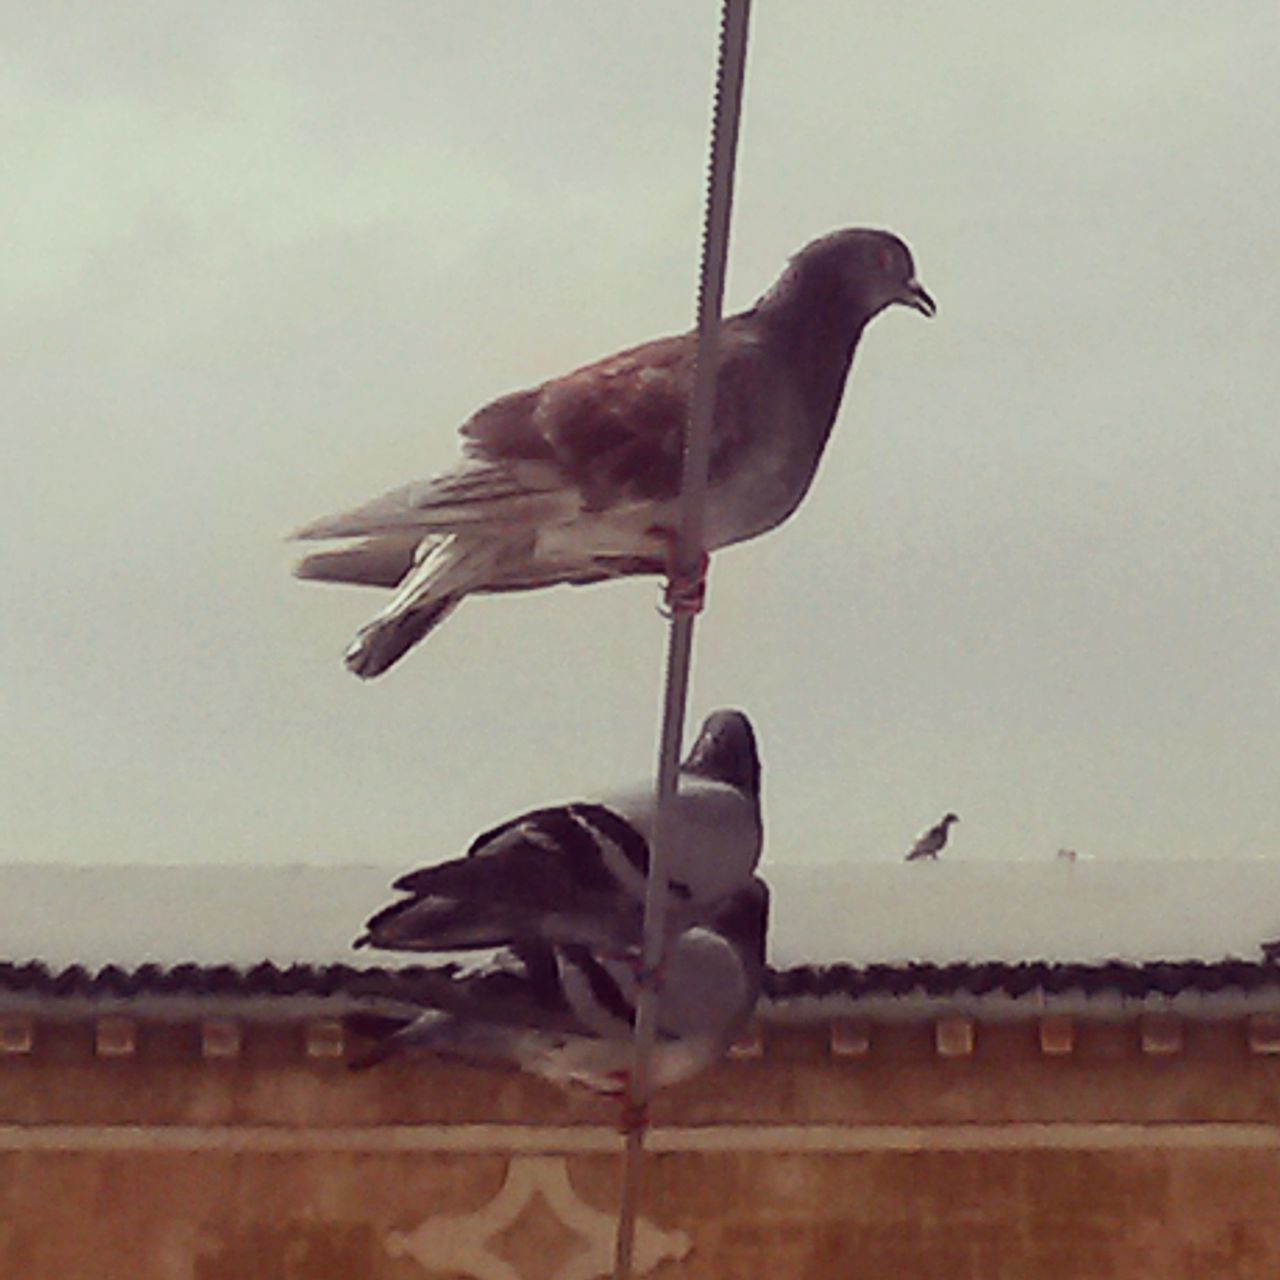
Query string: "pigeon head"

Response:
xmin=769 ymin=228 xmax=936 ymax=325
xmin=681 ymin=709 xmax=761 ymax=798
xmin=943 ymin=812 xmax=960 ymax=825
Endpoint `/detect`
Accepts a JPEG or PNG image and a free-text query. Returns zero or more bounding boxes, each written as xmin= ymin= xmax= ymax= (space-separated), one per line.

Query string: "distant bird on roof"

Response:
xmin=355 ymin=710 xmax=761 ymax=954
xmin=293 ymin=228 xmax=935 ymax=677
xmin=346 ymin=876 xmax=769 ymax=1095
xmin=905 ymin=812 xmax=959 ymax=862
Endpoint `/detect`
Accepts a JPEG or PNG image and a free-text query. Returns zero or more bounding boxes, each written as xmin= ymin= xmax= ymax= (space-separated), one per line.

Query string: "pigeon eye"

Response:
xmin=873 ymin=247 xmax=891 ymax=272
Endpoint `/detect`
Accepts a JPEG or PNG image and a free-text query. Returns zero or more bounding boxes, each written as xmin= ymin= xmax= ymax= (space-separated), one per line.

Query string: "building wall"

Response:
xmin=2 ymin=1016 xmax=1280 ymax=1278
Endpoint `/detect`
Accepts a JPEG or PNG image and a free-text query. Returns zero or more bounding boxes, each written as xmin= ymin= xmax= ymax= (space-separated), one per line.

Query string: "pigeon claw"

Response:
xmin=659 ymin=551 xmax=710 ymax=619
xmin=604 ymin=949 xmax=666 ymax=991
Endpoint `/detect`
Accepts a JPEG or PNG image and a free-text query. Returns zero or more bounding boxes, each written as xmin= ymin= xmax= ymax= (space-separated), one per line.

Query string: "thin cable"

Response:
xmin=611 ymin=3 xmax=752 ymax=1277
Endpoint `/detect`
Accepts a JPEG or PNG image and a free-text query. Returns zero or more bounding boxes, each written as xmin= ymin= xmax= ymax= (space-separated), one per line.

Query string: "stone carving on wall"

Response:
xmin=387 ymin=1154 xmax=690 ymax=1280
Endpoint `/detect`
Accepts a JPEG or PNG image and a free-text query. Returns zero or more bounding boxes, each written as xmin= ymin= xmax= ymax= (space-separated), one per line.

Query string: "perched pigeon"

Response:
xmin=346 ymin=876 xmax=769 ymax=1095
xmin=294 ymin=228 xmax=935 ymax=677
xmin=356 ymin=709 xmax=761 ymax=954
xmin=904 ymin=812 xmax=959 ymax=861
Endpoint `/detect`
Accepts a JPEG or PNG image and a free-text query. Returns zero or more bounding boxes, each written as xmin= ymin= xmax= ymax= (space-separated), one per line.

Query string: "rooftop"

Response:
xmin=3 ymin=859 xmax=1279 ymax=1021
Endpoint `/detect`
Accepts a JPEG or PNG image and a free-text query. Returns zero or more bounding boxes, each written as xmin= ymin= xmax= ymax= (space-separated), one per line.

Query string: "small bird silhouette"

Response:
xmin=904 ymin=813 xmax=959 ymax=861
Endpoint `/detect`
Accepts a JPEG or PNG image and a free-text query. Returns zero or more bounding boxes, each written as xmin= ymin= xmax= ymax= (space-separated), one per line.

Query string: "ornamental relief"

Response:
xmin=386 ymin=1155 xmax=690 ymax=1280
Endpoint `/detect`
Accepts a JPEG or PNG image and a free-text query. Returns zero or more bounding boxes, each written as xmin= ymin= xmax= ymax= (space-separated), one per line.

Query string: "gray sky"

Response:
xmin=4 ymin=3 xmax=1279 ymax=873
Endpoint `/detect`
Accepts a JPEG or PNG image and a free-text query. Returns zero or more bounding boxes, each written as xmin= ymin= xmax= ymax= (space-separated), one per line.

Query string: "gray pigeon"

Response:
xmin=293 ymin=228 xmax=935 ymax=677
xmin=905 ymin=812 xmax=959 ymax=861
xmin=346 ymin=876 xmax=769 ymax=1095
xmin=356 ymin=709 xmax=761 ymax=954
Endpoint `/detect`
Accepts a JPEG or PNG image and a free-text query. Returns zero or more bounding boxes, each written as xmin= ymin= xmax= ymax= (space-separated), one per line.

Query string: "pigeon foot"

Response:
xmin=660 ymin=551 xmax=709 ymax=618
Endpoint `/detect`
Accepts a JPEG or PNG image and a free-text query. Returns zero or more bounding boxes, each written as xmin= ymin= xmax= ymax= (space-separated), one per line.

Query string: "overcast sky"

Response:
xmin=4 ymin=3 xmax=1279 ymax=876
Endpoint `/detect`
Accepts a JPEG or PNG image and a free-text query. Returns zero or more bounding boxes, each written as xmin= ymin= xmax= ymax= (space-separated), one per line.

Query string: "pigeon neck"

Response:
xmin=754 ymin=271 xmax=870 ymax=434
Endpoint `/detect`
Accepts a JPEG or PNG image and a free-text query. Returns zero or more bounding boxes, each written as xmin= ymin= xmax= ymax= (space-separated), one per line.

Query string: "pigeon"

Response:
xmin=346 ymin=876 xmax=769 ymax=1095
xmin=293 ymin=228 xmax=935 ymax=677
xmin=356 ymin=709 xmax=761 ymax=954
xmin=904 ymin=812 xmax=959 ymax=861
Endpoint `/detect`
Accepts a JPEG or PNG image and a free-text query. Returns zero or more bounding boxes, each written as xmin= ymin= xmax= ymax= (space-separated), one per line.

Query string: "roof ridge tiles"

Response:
xmin=2 ymin=956 xmax=1280 ymax=1004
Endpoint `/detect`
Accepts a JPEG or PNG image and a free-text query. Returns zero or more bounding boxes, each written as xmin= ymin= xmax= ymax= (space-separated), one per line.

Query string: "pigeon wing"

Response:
xmin=359 ymin=803 xmax=649 ymax=953
xmin=463 ymin=333 xmax=696 ymax=513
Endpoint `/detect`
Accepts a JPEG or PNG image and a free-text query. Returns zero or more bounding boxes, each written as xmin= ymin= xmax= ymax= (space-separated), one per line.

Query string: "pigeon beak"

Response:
xmin=901 ymin=278 xmax=937 ymax=318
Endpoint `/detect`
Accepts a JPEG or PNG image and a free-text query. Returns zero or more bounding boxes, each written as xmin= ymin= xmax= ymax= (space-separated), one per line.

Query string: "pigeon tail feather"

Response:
xmin=345 ymin=1011 xmax=419 ymax=1071
xmin=342 ymin=532 xmax=500 ymax=677
xmin=294 ymin=536 xmax=418 ymax=588
xmin=359 ymin=894 xmax=526 ymax=952
xmin=345 ymin=595 xmax=460 ymax=678
xmin=292 ymin=467 xmax=573 ymax=541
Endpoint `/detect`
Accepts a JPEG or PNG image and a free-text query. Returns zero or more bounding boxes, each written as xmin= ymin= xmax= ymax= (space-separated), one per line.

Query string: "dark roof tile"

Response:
xmin=3 ymin=958 xmax=1280 ymax=1008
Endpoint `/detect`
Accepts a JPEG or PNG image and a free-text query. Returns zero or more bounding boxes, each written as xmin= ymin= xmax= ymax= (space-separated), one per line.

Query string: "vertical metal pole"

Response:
xmin=611 ymin=3 xmax=752 ymax=1276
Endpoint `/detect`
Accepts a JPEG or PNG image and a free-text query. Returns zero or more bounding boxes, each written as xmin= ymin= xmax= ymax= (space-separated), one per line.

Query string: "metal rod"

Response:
xmin=611 ymin=3 xmax=752 ymax=1276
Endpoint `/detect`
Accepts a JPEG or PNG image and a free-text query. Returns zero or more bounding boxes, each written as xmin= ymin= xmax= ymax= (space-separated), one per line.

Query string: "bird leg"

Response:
xmin=648 ymin=526 xmax=709 ymax=618
xmin=633 ymin=957 xmax=666 ymax=990
xmin=602 ymin=947 xmax=667 ymax=992
xmin=618 ymin=1093 xmax=650 ymax=1136
xmin=662 ymin=561 xmax=708 ymax=617
xmin=599 ymin=1071 xmax=648 ymax=1135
